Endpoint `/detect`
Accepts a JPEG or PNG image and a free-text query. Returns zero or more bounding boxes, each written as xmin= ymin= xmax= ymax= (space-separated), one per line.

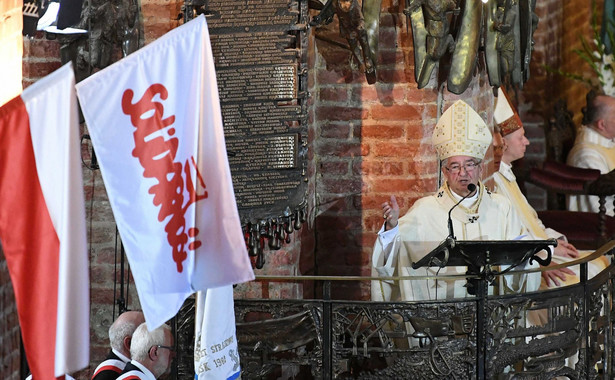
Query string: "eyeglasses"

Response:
xmin=155 ymin=345 xmax=176 ymax=358
xmin=444 ymin=161 xmax=479 ymax=174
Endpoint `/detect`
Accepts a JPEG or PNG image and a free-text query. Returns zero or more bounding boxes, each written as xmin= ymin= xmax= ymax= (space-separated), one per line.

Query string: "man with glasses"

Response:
xmin=92 ymin=311 xmax=145 ymax=380
xmin=567 ymin=91 xmax=615 ymax=215
xmin=371 ymin=99 xmax=540 ymax=302
xmin=117 ymin=323 xmax=175 ymax=380
xmin=493 ymin=88 xmax=608 ymax=293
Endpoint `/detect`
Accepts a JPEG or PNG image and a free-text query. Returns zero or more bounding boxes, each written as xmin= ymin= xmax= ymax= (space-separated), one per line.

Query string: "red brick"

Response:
xmin=316 ymin=65 xmax=360 ymax=84
xmin=90 ymin=264 xmax=116 ymax=285
xmin=320 ymin=160 xmax=350 ymax=175
xmin=371 ymin=104 xmax=422 ymax=120
xmin=144 ymin=22 xmax=177 ymax=42
xmin=372 ymin=141 xmax=420 ymax=157
xmin=23 ymin=37 xmax=60 ymax=58
xmin=364 ymin=212 xmax=387 ymax=233
xmin=360 ymin=124 xmax=404 ymax=139
xmin=141 ymin=3 xmax=177 ymax=20
xmin=351 ymin=84 xmax=406 ymax=103
xmin=320 ymin=177 xmax=363 ymax=194
xmin=377 ymin=49 xmax=406 ymax=67
xmin=359 ymin=194 xmax=391 ymax=210
xmin=315 ymin=140 xmax=363 ymax=157
xmin=93 ymin=247 xmax=116 ymax=265
xmin=89 ymin=225 xmax=117 ymax=245
xmin=320 ymin=123 xmax=350 ymax=138
xmin=405 ymin=120 xmax=428 ymax=140
xmin=22 ymin=60 xmax=62 ymax=79
xmin=89 ymin=288 xmax=116 ymax=305
xmin=319 ymin=87 xmax=348 ymax=102
xmin=407 ymin=157 xmax=438 ymax=175
xmin=379 ymin=27 xmax=398 ymax=49
xmin=268 ymin=249 xmax=298 ymax=267
xmin=378 ymin=11 xmax=398 ymax=27
xmin=377 ymin=67 xmax=414 ymax=83
xmin=353 ymin=160 xmax=404 ymax=176
xmin=369 ymin=178 xmax=414 ymax=193
xmin=316 ymin=105 xmax=365 ymax=121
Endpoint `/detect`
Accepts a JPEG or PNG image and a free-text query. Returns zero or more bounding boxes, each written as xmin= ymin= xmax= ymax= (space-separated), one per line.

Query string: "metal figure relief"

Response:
xmin=447 ymin=0 xmax=482 ymax=93
xmin=495 ymin=0 xmax=518 ymax=83
xmin=71 ymin=0 xmax=142 ymax=71
xmin=522 ymin=0 xmax=540 ymax=82
xmin=336 ymin=0 xmax=376 ymax=83
xmin=406 ymin=0 xmax=458 ymax=88
xmin=310 ymin=0 xmax=382 ymax=84
xmin=405 ymin=0 xmax=538 ymax=93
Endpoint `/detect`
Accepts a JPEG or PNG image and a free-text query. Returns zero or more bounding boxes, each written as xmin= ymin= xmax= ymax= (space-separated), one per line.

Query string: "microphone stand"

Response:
xmin=412 ymin=183 xmax=478 ymax=269
xmin=447 ymin=183 xmax=477 ymax=239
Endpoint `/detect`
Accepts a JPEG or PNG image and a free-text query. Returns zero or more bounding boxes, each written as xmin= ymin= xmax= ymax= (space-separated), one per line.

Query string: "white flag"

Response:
xmin=75 ymin=15 xmax=254 ymax=330
xmin=0 ymin=63 xmax=89 ymax=378
xmin=194 ymin=286 xmax=241 ymax=380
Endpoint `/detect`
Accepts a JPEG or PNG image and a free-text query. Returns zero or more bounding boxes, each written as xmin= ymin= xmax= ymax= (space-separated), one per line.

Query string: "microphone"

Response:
xmin=447 ymin=183 xmax=477 ymax=239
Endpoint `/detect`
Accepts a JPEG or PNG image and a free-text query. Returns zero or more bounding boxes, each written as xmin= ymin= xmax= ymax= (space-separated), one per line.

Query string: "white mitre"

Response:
xmin=432 ymin=99 xmax=492 ymax=160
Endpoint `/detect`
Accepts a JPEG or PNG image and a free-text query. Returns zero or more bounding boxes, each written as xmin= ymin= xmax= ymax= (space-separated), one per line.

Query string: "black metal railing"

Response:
xmin=174 ymin=241 xmax=615 ymax=379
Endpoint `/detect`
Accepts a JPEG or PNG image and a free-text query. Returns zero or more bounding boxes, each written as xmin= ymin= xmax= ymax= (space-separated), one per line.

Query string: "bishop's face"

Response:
xmin=442 ymin=155 xmax=482 ymax=197
xmin=502 ymin=127 xmax=529 ymax=164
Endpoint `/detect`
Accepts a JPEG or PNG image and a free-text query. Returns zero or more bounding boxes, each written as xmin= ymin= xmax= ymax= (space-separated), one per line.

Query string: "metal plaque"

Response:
xmin=198 ymin=0 xmax=309 ymax=267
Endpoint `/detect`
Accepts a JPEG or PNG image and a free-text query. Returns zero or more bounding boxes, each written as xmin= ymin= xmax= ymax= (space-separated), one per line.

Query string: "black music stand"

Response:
xmin=411 ymin=238 xmax=556 ymax=378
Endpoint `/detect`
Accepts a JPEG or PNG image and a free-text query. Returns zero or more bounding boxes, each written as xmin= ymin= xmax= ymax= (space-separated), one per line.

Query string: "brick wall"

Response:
xmin=310 ymin=0 xmax=499 ymax=300
xmin=6 ymin=0 xmax=599 ymax=378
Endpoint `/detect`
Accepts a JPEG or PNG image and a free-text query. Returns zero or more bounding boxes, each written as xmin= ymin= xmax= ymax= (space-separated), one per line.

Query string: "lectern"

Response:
xmin=411 ymin=237 xmax=556 ymax=378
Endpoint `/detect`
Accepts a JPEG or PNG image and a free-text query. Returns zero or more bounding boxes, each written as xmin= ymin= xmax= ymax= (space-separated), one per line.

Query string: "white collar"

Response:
xmin=130 ymin=360 xmax=157 ymax=380
xmin=112 ymin=348 xmax=130 ymax=363
xmin=581 ymin=125 xmax=615 ymax=148
xmin=449 ymin=184 xmax=479 ymax=208
xmin=498 ymin=161 xmax=516 ymax=182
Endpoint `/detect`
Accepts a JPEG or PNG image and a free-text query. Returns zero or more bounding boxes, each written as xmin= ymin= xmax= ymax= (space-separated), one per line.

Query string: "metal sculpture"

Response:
xmin=408 ymin=0 xmax=539 ymax=94
xmin=310 ymin=0 xmax=382 ymax=84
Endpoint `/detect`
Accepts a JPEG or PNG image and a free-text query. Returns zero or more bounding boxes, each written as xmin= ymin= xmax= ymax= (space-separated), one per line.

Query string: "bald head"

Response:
xmin=109 ymin=311 xmax=145 ymax=357
xmin=584 ymin=94 xmax=615 ymax=139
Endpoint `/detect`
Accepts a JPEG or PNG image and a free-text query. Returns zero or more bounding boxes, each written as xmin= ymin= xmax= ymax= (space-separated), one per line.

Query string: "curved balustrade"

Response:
xmin=172 ymin=242 xmax=615 ymax=379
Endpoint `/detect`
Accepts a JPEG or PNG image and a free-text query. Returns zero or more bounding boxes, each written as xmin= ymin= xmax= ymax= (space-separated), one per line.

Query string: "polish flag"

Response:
xmin=0 ymin=63 xmax=89 ymax=379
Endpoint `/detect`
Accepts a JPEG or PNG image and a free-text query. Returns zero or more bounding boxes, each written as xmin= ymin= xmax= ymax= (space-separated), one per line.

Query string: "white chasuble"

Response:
xmin=371 ymin=181 xmax=540 ymax=302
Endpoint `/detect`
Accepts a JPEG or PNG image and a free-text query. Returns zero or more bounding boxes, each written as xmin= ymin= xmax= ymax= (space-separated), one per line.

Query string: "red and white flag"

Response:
xmin=75 ymin=15 xmax=254 ymax=330
xmin=0 ymin=63 xmax=89 ymax=379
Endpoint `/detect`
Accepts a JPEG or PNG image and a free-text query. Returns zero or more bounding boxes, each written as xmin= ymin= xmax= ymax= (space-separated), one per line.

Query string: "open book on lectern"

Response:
xmin=410 ymin=238 xmax=556 ymax=272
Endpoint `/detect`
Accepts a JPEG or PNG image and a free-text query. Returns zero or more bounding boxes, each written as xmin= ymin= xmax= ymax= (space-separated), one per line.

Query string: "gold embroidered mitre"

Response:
xmin=494 ymin=87 xmax=523 ymax=136
xmin=432 ymin=99 xmax=492 ymax=160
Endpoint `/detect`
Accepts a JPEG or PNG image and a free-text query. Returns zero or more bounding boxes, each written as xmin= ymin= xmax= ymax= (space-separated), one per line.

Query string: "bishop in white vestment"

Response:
xmin=371 ymin=100 xmax=541 ymax=302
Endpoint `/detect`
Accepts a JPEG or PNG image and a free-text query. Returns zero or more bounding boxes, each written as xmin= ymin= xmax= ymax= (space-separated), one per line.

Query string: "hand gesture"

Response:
xmin=382 ymin=195 xmax=400 ymax=230
xmin=542 ymin=262 xmax=575 ymax=287
xmin=553 ymin=239 xmax=579 ymax=259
